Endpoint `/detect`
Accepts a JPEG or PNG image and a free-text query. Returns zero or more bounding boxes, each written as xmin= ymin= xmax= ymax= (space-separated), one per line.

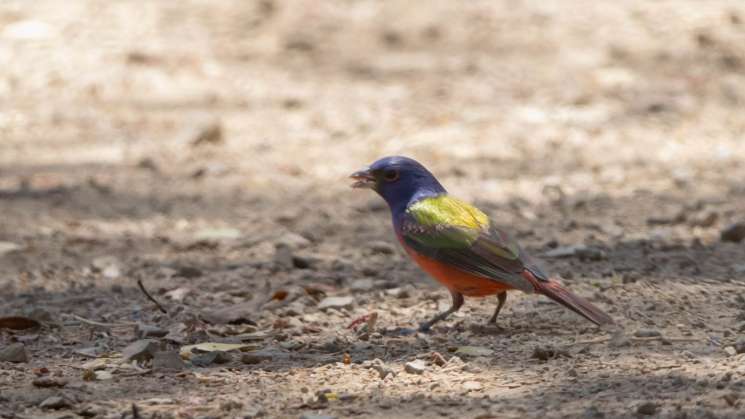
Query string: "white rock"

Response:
xmin=318 ymin=296 xmax=354 ymax=310
xmin=404 ymin=359 xmax=426 ymax=374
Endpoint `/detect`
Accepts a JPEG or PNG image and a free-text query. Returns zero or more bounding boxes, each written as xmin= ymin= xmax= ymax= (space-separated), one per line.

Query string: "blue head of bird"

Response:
xmin=350 ymin=156 xmax=446 ymax=214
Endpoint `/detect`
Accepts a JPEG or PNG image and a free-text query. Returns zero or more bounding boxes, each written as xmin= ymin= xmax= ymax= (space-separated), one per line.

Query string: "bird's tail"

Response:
xmin=526 ymin=273 xmax=614 ymax=326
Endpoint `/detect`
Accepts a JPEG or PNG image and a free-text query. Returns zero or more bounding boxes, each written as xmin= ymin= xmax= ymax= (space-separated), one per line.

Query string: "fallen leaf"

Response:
xmin=0 ymin=316 xmax=41 ymax=330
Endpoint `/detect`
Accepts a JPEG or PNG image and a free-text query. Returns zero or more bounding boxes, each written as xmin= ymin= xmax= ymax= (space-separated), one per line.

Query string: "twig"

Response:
xmin=70 ymin=314 xmax=137 ymax=328
xmin=137 ymin=279 xmax=167 ymax=314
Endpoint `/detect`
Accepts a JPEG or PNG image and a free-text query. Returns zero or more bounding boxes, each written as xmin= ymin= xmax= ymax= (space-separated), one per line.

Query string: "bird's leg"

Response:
xmin=418 ymin=291 xmax=464 ymax=332
xmin=488 ymin=292 xmax=507 ymax=324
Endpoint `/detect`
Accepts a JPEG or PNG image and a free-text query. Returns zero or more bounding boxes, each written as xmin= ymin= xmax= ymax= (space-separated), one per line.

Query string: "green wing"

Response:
xmin=402 ymin=196 xmax=545 ymax=293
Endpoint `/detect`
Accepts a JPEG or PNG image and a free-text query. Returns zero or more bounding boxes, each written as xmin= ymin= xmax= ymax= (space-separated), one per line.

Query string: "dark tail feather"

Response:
xmin=533 ymin=279 xmax=614 ymax=326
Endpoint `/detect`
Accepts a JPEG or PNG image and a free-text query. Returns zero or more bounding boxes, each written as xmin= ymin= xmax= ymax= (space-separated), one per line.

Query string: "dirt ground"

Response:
xmin=2 ymin=1 xmax=745 ymax=418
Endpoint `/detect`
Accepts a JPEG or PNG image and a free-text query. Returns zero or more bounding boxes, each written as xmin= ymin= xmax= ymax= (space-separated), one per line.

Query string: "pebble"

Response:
xmin=153 ymin=351 xmax=185 ymax=371
xmin=39 ymin=396 xmax=69 ymax=410
xmin=32 ymin=377 xmax=67 ymax=388
xmin=91 ymin=255 xmax=122 ymax=278
xmin=404 ymin=359 xmax=426 ymax=374
xmin=349 ymin=278 xmax=375 ymax=292
xmin=636 ymin=402 xmax=658 ymax=415
xmin=121 ymin=339 xmax=159 ymax=362
xmin=724 ymin=346 xmax=736 ymax=356
xmin=734 ymin=339 xmax=745 ymax=354
xmin=721 ymin=222 xmax=745 ymax=243
xmin=0 ymin=343 xmax=28 ymax=363
xmin=318 ymin=296 xmax=354 ymax=310
xmin=463 ymin=381 xmax=482 ymax=391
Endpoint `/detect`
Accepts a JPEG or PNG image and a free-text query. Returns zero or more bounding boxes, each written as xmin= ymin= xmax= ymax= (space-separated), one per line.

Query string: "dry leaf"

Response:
xmin=0 ymin=316 xmax=41 ymax=330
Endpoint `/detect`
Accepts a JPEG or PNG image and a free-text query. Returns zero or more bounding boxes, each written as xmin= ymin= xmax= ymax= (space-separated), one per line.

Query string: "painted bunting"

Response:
xmin=351 ymin=156 xmax=613 ymax=331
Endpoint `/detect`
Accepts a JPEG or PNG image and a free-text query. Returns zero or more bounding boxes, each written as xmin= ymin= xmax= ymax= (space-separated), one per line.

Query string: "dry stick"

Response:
xmin=137 ymin=279 xmax=167 ymax=314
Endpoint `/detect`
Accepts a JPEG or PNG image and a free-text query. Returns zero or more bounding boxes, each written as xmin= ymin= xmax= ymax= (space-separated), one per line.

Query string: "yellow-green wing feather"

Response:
xmin=402 ymin=195 xmax=540 ymax=292
xmin=408 ymin=195 xmax=489 ymax=230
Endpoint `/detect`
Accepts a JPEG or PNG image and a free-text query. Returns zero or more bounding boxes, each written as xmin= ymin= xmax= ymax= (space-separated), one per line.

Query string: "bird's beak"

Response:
xmin=350 ymin=168 xmax=376 ymax=189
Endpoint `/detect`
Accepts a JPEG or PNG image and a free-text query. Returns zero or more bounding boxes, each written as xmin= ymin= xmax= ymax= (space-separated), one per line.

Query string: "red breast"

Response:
xmin=400 ymin=239 xmax=513 ymax=297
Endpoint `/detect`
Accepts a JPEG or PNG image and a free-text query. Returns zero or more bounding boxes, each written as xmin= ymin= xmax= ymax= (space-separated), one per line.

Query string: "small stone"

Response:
xmin=40 ymin=396 xmax=69 ymax=410
xmin=91 ymin=256 xmax=121 ymax=279
xmin=121 ymin=339 xmax=159 ymax=362
xmin=318 ymin=296 xmax=354 ymax=310
xmin=349 ymin=278 xmax=375 ymax=292
xmin=734 ymin=339 xmax=745 ymax=354
xmin=32 ymin=377 xmax=67 ymax=388
xmin=633 ymin=329 xmax=661 ymax=338
xmin=0 ymin=343 xmax=28 ymax=363
xmin=463 ymin=381 xmax=482 ymax=391
xmin=724 ymin=346 xmax=737 ymax=356
xmin=368 ymin=240 xmax=396 ymax=255
xmin=135 ymin=324 xmax=168 ymax=338
xmin=721 ymin=222 xmax=745 ymax=243
xmin=94 ymin=371 xmax=113 ymax=380
xmin=636 ymin=402 xmax=657 ymax=415
xmin=153 ymin=351 xmax=185 ymax=371
xmin=404 ymin=359 xmax=426 ymax=374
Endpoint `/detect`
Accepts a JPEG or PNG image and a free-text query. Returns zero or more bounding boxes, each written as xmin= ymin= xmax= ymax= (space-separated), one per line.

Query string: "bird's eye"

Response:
xmin=383 ymin=169 xmax=399 ymax=182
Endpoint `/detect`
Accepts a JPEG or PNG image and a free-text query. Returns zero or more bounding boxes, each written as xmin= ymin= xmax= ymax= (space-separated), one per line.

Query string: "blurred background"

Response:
xmin=1 ymin=1 xmax=745 ymax=418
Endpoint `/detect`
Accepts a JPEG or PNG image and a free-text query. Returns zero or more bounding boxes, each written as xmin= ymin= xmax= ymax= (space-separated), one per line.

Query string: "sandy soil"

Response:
xmin=1 ymin=1 xmax=745 ymax=418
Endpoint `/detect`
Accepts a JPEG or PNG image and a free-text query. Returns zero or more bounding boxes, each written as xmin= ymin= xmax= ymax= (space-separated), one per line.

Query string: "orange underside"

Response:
xmin=403 ymin=246 xmax=513 ymax=297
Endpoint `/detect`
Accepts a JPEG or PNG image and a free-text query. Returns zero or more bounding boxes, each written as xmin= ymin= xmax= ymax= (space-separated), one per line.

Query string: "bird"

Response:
xmin=350 ymin=156 xmax=613 ymax=332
